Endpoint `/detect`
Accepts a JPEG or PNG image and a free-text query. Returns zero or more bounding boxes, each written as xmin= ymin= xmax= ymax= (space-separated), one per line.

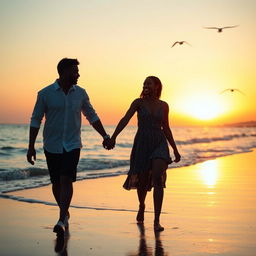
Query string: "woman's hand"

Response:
xmin=109 ymin=137 xmax=116 ymax=149
xmin=173 ymin=149 xmax=181 ymax=162
xmin=103 ymin=137 xmax=116 ymax=150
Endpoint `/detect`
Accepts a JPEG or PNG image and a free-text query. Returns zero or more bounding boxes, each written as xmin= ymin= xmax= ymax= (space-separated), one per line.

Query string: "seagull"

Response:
xmin=220 ymin=88 xmax=245 ymax=95
xmin=171 ymin=41 xmax=191 ymax=47
xmin=204 ymin=25 xmax=239 ymax=33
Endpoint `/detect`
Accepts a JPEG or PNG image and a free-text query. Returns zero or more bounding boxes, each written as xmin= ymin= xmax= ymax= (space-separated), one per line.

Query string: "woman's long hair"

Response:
xmin=140 ymin=76 xmax=163 ymax=99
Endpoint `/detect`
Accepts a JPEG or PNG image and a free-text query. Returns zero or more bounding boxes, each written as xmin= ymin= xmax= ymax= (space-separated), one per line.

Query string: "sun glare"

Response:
xmin=178 ymin=92 xmax=226 ymax=121
xmin=199 ymin=160 xmax=219 ymax=187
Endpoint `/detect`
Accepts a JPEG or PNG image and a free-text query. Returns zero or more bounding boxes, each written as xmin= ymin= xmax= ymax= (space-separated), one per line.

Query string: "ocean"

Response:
xmin=0 ymin=124 xmax=255 ymax=194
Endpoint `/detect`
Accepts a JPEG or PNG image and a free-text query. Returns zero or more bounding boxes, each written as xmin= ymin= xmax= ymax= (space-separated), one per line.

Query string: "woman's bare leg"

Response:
xmin=136 ymin=175 xmax=148 ymax=223
xmin=152 ymin=159 xmax=167 ymax=230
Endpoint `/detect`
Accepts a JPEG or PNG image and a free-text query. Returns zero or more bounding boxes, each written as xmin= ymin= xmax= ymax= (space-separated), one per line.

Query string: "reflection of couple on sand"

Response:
xmin=54 ymin=229 xmax=70 ymax=255
xmin=54 ymin=224 xmax=167 ymax=256
xmin=128 ymin=224 xmax=168 ymax=256
xmin=27 ymin=58 xmax=180 ymax=240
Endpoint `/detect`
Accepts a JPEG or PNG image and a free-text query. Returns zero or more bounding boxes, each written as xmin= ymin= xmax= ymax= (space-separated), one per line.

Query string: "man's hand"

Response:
xmin=27 ymin=147 xmax=36 ymax=165
xmin=103 ymin=138 xmax=115 ymax=150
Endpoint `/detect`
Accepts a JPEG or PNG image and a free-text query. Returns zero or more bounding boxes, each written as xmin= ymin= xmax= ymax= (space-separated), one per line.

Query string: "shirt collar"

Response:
xmin=53 ymin=80 xmax=76 ymax=92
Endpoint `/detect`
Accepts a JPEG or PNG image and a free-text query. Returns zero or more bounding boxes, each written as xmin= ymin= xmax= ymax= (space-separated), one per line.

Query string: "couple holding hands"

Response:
xmin=27 ymin=58 xmax=180 ymax=237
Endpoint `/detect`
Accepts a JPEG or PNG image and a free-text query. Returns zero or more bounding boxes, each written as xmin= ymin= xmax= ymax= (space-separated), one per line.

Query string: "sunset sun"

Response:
xmin=185 ymin=97 xmax=223 ymax=120
xmin=177 ymin=92 xmax=226 ymax=121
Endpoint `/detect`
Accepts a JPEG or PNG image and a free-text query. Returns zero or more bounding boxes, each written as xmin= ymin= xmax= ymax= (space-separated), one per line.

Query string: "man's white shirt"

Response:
xmin=30 ymin=80 xmax=99 ymax=153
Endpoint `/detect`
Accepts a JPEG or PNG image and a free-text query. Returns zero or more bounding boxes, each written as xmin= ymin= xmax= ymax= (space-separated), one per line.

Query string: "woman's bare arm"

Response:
xmin=111 ymin=98 xmax=140 ymax=141
xmin=162 ymin=102 xmax=181 ymax=162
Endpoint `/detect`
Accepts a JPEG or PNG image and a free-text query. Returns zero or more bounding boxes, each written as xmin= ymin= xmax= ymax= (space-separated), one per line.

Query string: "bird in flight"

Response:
xmin=171 ymin=41 xmax=191 ymax=47
xmin=204 ymin=25 xmax=239 ymax=33
xmin=220 ymin=88 xmax=245 ymax=95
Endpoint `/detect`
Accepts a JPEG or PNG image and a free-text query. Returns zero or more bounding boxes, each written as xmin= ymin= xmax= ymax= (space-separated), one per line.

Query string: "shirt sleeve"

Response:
xmin=30 ymin=92 xmax=45 ymax=128
xmin=81 ymin=90 xmax=99 ymax=124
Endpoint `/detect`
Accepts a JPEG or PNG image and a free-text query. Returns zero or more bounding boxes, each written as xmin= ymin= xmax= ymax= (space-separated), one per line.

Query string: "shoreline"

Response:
xmin=1 ymin=148 xmax=255 ymax=195
xmin=1 ymin=150 xmax=256 ymax=255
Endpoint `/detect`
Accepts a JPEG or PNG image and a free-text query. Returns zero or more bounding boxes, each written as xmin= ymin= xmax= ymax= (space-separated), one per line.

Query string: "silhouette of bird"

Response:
xmin=220 ymin=88 xmax=245 ymax=95
xmin=171 ymin=41 xmax=191 ymax=47
xmin=204 ymin=25 xmax=239 ymax=33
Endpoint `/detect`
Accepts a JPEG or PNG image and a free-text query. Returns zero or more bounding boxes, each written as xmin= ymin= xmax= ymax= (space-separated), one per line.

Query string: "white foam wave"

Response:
xmin=0 ymin=193 xmax=157 ymax=213
xmin=177 ymin=133 xmax=256 ymax=145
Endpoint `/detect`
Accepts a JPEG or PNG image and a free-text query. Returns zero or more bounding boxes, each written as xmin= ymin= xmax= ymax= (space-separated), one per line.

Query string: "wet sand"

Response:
xmin=1 ymin=150 xmax=256 ymax=255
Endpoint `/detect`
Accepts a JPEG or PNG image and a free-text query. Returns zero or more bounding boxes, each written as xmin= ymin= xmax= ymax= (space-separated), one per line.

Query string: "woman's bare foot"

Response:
xmin=154 ymin=222 xmax=164 ymax=232
xmin=136 ymin=204 xmax=145 ymax=223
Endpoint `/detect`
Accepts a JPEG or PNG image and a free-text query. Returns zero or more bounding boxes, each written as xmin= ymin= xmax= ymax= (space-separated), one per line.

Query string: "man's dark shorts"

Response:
xmin=44 ymin=148 xmax=81 ymax=184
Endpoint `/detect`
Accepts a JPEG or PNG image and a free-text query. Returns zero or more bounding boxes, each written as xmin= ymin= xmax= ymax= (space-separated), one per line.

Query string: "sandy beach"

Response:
xmin=1 ymin=150 xmax=256 ymax=256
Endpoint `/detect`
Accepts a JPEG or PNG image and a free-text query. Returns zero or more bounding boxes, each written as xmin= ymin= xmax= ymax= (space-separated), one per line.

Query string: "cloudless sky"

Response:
xmin=1 ymin=0 xmax=255 ymax=125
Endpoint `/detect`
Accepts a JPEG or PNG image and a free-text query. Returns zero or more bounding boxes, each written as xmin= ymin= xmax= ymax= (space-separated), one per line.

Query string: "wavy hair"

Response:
xmin=140 ymin=76 xmax=163 ymax=99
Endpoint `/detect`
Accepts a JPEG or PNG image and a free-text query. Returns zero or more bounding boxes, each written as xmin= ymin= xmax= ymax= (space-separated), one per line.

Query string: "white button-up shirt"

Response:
xmin=30 ymin=80 xmax=99 ymax=153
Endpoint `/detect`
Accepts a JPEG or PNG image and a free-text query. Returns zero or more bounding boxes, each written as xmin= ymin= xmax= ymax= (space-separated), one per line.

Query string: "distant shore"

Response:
xmin=221 ymin=120 xmax=256 ymax=127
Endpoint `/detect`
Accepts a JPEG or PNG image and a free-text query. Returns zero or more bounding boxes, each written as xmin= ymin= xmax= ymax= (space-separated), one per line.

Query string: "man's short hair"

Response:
xmin=57 ymin=58 xmax=79 ymax=75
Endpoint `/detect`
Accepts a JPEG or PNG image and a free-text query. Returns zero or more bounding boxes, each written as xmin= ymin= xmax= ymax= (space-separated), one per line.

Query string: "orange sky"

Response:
xmin=1 ymin=0 xmax=255 ymax=126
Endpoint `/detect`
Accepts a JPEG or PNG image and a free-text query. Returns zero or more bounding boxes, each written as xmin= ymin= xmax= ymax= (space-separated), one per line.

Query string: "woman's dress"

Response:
xmin=123 ymin=100 xmax=172 ymax=191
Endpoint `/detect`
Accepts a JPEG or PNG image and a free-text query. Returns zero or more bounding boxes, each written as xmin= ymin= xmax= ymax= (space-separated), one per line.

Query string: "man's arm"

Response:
xmin=27 ymin=126 xmax=40 ymax=165
xmin=27 ymin=91 xmax=45 ymax=165
xmin=81 ymin=90 xmax=112 ymax=148
xmin=91 ymin=119 xmax=108 ymax=138
xmin=81 ymin=91 xmax=107 ymax=137
xmin=91 ymin=120 xmax=112 ymax=149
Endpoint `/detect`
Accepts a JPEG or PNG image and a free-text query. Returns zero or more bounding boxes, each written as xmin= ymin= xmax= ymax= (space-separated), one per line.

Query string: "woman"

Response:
xmin=109 ymin=76 xmax=181 ymax=231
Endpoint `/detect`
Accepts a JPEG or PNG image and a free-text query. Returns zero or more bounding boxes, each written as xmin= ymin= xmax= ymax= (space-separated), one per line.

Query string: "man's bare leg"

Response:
xmin=59 ymin=176 xmax=73 ymax=222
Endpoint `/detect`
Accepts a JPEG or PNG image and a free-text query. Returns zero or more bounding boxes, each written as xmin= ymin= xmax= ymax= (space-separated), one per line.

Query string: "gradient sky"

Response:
xmin=1 ymin=0 xmax=255 ymax=126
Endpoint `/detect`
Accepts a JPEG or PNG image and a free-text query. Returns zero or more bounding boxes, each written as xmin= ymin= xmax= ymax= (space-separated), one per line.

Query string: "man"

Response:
xmin=27 ymin=58 xmax=111 ymax=236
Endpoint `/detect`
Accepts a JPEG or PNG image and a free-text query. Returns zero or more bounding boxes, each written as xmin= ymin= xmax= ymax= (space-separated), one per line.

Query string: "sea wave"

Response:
xmin=0 ymin=158 xmax=130 ymax=182
xmin=1 ymin=125 xmax=256 ymax=194
xmin=0 ymin=167 xmax=128 ymax=193
xmin=0 ymin=146 xmax=30 ymax=155
xmin=1 ymin=133 xmax=255 ymax=152
xmin=78 ymin=158 xmax=129 ymax=170
xmin=116 ymin=143 xmax=134 ymax=148
xmin=1 ymin=145 xmax=255 ymax=193
xmin=176 ymin=133 xmax=256 ymax=145
xmin=0 ymin=168 xmax=48 ymax=181
xmin=0 ymin=146 xmax=17 ymax=150
xmin=106 ymin=133 xmax=256 ymax=148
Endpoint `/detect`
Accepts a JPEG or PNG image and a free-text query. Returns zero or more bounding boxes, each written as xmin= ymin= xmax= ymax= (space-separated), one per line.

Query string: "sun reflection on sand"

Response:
xmin=199 ymin=160 xmax=219 ymax=187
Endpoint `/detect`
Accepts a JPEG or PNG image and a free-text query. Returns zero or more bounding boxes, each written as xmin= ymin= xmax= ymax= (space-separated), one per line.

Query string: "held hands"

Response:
xmin=102 ymin=136 xmax=116 ymax=150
